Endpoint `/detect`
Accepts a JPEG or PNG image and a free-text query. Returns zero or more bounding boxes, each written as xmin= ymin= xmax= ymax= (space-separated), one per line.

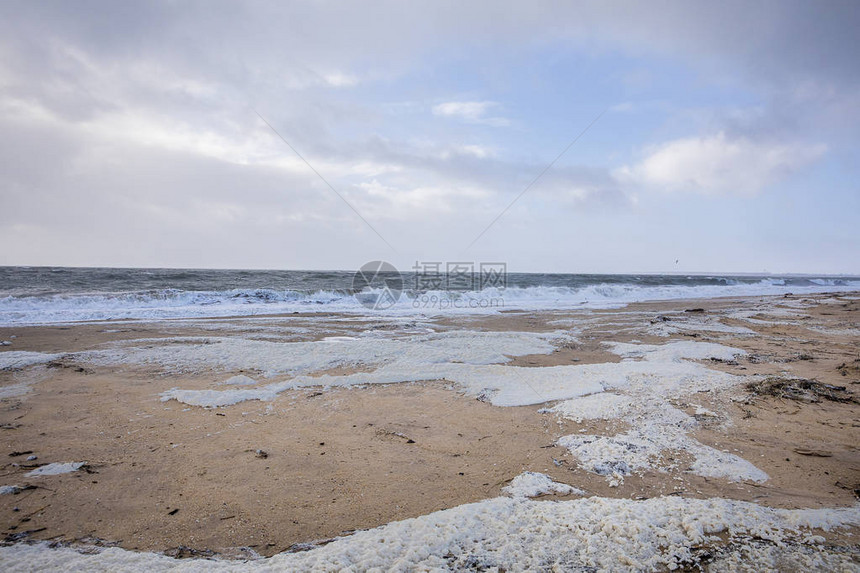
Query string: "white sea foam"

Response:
xmin=559 ymin=422 xmax=769 ymax=484
xmin=552 ymin=392 xmax=634 ymax=422
xmin=502 ymin=471 xmax=584 ymax=498
xmin=217 ymin=374 xmax=258 ymax=386
xmin=149 ymin=336 xmax=748 ymax=412
xmin=0 ymin=497 xmax=856 ymax=571
xmin=79 ymin=330 xmax=586 ymax=407
xmin=0 ymin=353 xmax=62 ymax=399
xmin=0 ymin=364 xmax=55 ymax=399
xmin=647 ymin=317 xmax=758 ymax=337
xmin=551 ymin=341 xmax=765 ymax=483
xmin=605 ymin=340 xmax=744 ymax=363
xmin=809 ymin=325 xmax=860 ymax=337
xmin=0 ymin=381 xmax=33 ymax=399
xmin=85 ymin=330 xmax=765 ymax=482
xmin=0 ymin=351 xmax=61 ymax=370
xmin=86 ymin=330 xmax=562 ymax=379
xmin=727 ymin=306 xmax=808 ymax=326
xmin=160 ymin=356 xmax=604 ymax=408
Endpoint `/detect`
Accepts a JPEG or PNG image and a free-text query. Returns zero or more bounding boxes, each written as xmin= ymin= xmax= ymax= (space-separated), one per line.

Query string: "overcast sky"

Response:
xmin=1 ymin=1 xmax=858 ymax=273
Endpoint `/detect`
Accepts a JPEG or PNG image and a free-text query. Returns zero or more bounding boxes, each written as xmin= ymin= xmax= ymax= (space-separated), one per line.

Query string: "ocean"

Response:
xmin=0 ymin=266 xmax=858 ymax=325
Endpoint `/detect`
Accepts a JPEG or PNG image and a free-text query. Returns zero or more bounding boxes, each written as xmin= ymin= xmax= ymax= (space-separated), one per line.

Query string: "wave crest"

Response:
xmin=0 ymin=277 xmax=858 ymax=325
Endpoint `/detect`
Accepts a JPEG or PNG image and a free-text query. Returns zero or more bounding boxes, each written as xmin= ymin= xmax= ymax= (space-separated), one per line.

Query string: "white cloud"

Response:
xmin=433 ymin=101 xmax=493 ymax=120
xmin=609 ymin=102 xmax=635 ymax=113
xmin=455 ymin=144 xmax=493 ymax=158
xmin=616 ymin=133 xmax=826 ymax=195
xmin=355 ymin=179 xmax=492 ymax=217
xmin=432 ymin=101 xmax=510 ymax=126
xmin=323 ymin=72 xmax=359 ymax=87
xmin=435 ymin=144 xmax=495 ymax=159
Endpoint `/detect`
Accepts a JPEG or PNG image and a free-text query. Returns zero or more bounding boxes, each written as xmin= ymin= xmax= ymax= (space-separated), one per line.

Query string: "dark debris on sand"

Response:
xmin=837 ymin=359 xmax=860 ymax=378
xmin=163 ymin=546 xmax=216 ymax=559
xmin=746 ymin=377 xmax=858 ymax=404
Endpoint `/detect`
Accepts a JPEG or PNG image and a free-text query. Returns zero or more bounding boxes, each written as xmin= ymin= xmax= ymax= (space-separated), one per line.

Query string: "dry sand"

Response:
xmin=0 ymin=292 xmax=858 ymax=559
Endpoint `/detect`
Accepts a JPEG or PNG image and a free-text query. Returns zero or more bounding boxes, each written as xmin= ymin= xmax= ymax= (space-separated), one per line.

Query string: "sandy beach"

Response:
xmin=0 ymin=291 xmax=858 ymax=569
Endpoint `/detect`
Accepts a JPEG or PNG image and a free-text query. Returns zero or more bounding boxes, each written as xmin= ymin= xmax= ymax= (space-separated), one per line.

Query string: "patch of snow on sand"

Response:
xmin=25 ymin=462 xmax=85 ymax=477
xmin=0 ymin=497 xmax=856 ymax=571
xmin=552 ymin=341 xmax=766 ymax=484
xmin=0 ymin=485 xmax=22 ymax=495
xmin=503 ymin=472 xmax=584 ymax=498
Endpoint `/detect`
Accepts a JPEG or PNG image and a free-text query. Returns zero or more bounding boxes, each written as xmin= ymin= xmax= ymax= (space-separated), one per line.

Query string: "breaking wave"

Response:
xmin=0 ymin=275 xmax=858 ymax=325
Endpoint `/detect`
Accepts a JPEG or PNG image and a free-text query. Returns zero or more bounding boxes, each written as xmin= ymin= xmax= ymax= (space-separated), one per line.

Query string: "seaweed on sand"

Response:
xmin=746 ymin=377 xmax=858 ymax=404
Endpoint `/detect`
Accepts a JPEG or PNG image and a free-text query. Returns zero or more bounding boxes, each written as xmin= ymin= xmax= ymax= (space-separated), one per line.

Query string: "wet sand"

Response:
xmin=0 ymin=292 xmax=858 ymax=560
